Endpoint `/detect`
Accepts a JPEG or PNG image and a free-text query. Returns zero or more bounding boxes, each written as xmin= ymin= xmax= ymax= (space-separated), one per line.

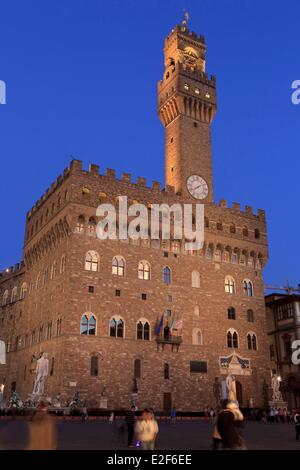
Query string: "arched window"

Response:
xmin=60 ymin=255 xmax=66 ymax=274
xmin=227 ymin=307 xmax=236 ymax=320
xmin=205 ymin=217 xmax=209 ymax=228
xmin=51 ymin=261 xmax=57 ymax=280
xmin=242 ymin=226 xmax=249 ymax=237
xmin=217 ymin=221 xmax=223 ymax=231
xmin=194 ymin=305 xmax=200 ymax=316
xmin=136 ymin=320 xmax=150 ymax=340
xmin=192 ymin=328 xmax=203 ymax=345
xmin=85 ymin=251 xmax=99 ymax=272
xmin=110 ymin=317 xmax=124 ymax=338
xmin=227 ymin=329 xmax=239 ymax=348
xmin=138 ymin=261 xmax=151 ymax=280
xmin=164 ymin=363 xmax=170 ymax=379
xmin=254 ymin=229 xmax=260 ymax=239
xmin=89 ymin=315 xmax=96 ymax=335
xmin=2 ymin=290 xmax=9 ymax=306
xmin=163 ymin=266 xmax=171 ymax=284
xmin=76 ymin=215 xmax=85 ymax=233
xmin=225 ymin=276 xmax=235 ymax=294
xmin=191 ymin=270 xmax=200 ymax=288
xmin=247 ymin=309 xmax=254 ymax=322
xmin=87 ymin=217 xmax=96 ymax=234
xmin=11 ymin=287 xmax=18 ymax=303
xmin=243 ymin=279 xmax=253 ymax=297
xmin=80 ymin=315 xmax=89 ymax=335
xmin=90 ymin=356 xmax=98 ymax=376
xmin=80 ymin=314 xmax=96 ymax=335
xmin=50 ymin=357 xmax=55 ymax=376
xmin=247 ymin=332 xmax=257 ymax=350
xmin=134 ymin=359 xmax=141 ymax=379
xmin=230 ymin=224 xmax=236 ymax=234
xmin=112 ymin=256 xmax=125 ymax=276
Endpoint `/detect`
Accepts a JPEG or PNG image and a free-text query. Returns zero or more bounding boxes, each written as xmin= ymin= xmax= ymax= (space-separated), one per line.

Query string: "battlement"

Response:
xmin=217 ymin=199 xmax=266 ymax=221
xmin=158 ymin=62 xmax=216 ymax=89
xmin=166 ymin=24 xmax=206 ymax=45
xmin=0 ymin=261 xmax=24 ymax=279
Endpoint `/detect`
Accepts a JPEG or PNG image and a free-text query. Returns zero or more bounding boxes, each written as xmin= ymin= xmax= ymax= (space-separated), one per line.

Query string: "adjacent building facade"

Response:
xmin=265 ymin=293 xmax=300 ymax=409
xmin=0 ymin=20 xmax=271 ymax=411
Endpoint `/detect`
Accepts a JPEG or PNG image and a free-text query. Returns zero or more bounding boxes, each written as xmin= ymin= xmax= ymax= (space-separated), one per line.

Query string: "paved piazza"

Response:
xmin=0 ymin=419 xmax=299 ymax=450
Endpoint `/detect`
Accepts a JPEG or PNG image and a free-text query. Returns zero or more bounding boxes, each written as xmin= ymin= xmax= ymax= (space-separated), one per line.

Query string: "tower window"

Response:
xmin=170 ymin=137 xmax=173 ymax=143
xmin=195 ymin=88 xmax=200 ymax=95
xmin=115 ymin=289 xmax=121 ymax=297
xmin=193 ymin=122 xmax=198 ymax=128
xmin=184 ymin=83 xmax=189 ymax=91
xmin=141 ymin=293 xmax=147 ymax=300
xmin=88 ymin=286 xmax=94 ymax=293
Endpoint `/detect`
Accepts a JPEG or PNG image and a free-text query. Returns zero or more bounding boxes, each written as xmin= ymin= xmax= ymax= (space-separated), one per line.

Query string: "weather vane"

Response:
xmin=181 ymin=9 xmax=190 ymax=31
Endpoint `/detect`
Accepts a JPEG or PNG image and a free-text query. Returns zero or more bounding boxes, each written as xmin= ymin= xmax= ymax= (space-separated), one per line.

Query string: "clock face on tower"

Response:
xmin=187 ymin=175 xmax=209 ymax=200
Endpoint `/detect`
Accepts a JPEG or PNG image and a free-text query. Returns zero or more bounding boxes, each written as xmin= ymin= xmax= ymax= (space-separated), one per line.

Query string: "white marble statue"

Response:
xmin=271 ymin=374 xmax=283 ymax=402
xmin=33 ymin=352 xmax=49 ymax=395
xmin=226 ymin=372 xmax=237 ymax=401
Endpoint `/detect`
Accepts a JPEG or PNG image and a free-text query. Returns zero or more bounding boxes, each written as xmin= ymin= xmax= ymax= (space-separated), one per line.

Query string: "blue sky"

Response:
xmin=0 ymin=0 xmax=299 ymax=287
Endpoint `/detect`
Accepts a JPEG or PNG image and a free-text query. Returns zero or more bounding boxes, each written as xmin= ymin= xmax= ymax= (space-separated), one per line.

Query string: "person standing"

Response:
xmin=26 ymin=401 xmax=57 ymax=450
xmin=135 ymin=409 xmax=159 ymax=450
xmin=170 ymin=407 xmax=176 ymax=424
xmin=125 ymin=405 xmax=136 ymax=447
xmin=216 ymin=400 xmax=246 ymax=450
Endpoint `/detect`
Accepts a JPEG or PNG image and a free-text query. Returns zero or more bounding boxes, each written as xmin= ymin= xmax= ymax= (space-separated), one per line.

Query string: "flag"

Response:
xmin=155 ymin=315 xmax=164 ymax=336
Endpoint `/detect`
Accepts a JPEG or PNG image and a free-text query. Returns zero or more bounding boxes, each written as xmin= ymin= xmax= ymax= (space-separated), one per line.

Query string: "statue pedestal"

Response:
xmin=269 ymin=400 xmax=288 ymax=409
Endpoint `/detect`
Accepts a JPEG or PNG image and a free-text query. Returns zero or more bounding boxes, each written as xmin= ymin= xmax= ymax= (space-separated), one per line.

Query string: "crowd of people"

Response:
xmin=5 ymin=399 xmax=300 ymax=450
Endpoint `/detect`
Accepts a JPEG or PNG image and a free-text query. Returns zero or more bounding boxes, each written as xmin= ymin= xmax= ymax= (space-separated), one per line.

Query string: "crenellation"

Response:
xmin=245 ymin=205 xmax=253 ymax=215
xmin=137 ymin=177 xmax=146 ymax=187
xmin=121 ymin=173 xmax=131 ymax=183
xmin=70 ymin=159 xmax=83 ymax=172
xmin=219 ymin=199 xmax=228 ymax=208
xmin=89 ymin=163 xmax=100 ymax=175
xmin=232 ymin=202 xmax=241 ymax=212
xmin=165 ymin=184 xmax=175 ymax=194
xmin=152 ymin=181 xmax=161 ymax=191
xmin=106 ymin=168 xmax=116 ymax=179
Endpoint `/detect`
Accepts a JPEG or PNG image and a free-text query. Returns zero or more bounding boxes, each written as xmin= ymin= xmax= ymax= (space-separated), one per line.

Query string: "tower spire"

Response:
xmin=181 ymin=10 xmax=190 ymax=31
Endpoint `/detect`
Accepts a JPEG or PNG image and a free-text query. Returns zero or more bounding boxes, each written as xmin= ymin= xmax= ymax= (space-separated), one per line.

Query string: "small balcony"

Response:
xmin=156 ymin=335 xmax=182 ymax=352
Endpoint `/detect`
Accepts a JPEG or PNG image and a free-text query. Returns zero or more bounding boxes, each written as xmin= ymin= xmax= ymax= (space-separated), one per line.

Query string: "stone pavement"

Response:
xmin=0 ymin=419 xmax=299 ymax=450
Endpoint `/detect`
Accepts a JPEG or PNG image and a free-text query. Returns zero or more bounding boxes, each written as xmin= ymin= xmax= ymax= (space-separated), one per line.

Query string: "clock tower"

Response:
xmin=158 ymin=17 xmax=216 ymax=202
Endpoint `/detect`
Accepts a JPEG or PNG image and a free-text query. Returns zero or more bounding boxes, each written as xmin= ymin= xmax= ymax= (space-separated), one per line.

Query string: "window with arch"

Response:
xmin=225 ymin=276 xmax=235 ymax=294
xmin=194 ymin=305 xmax=200 ymax=316
xmin=163 ymin=266 xmax=171 ymax=285
xmin=192 ymin=328 xmax=203 ymax=345
xmin=247 ymin=309 xmax=254 ymax=322
xmin=216 ymin=221 xmax=223 ymax=231
xmin=76 ymin=215 xmax=85 ymax=233
xmin=164 ymin=363 xmax=170 ymax=380
xmin=2 ymin=290 xmax=9 ymax=306
xmin=80 ymin=314 xmax=96 ymax=335
xmin=112 ymin=256 xmax=125 ymax=276
xmin=230 ymin=224 xmax=236 ymax=234
xmin=87 ymin=217 xmax=96 ymax=235
xmin=110 ymin=318 xmax=124 ymax=338
xmin=90 ymin=356 xmax=98 ymax=376
xmin=191 ymin=270 xmax=200 ymax=288
xmin=138 ymin=261 xmax=151 ymax=280
xmin=247 ymin=333 xmax=257 ymax=350
xmin=243 ymin=279 xmax=253 ymax=297
xmin=227 ymin=329 xmax=239 ymax=348
xmin=254 ymin=229 xmax=260 ymax=239
xmin=242 ymin=226 xmax=249 ymax=237
xmin=11 ymin=287 xmax=18 ymax=303
xmin=205 ymin=217 xmax=209 ymax=228
xmin=85 ymin=251 xmax=99 ymax=272
xmin=227 ymin=307 xmax=236 ymax=320
xmin=136 ymin=320 xmax=150 ymax=341
xmin=60 ymin=255 xmax=66 ymax=274
xmin=134 ymin=358 xmax=141 ymax=379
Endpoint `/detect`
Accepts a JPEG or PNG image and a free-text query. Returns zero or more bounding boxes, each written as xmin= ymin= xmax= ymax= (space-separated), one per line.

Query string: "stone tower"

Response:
xmin=158 ymin=19 xmax=217 ymax=202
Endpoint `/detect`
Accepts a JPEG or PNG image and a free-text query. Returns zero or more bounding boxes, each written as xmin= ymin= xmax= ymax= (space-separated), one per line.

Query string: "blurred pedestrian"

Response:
xmin=135 ymin=409 xmax=159 ymax=450
xmin=109 ymin=411 xmax=114 ymax=424
xmin=26 ymin=401 xmax=57 ymax=450
xmin=81 ymin=404 xmax=88 ymax=423
xmin=125 ymin=405 xmax=136 ymax=447
xmin=170 ymin=407 xmax=176 ymax=424
xmin=295 ymin=414 xmax=300 ymax=441
xmin=217 ymin=400 xmax=246 ymax=450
